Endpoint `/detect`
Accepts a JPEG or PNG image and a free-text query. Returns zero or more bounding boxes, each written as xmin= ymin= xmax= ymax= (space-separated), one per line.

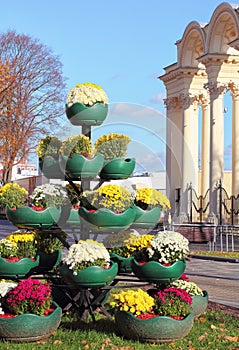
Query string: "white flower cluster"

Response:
xmin=147 ymin=231 xmax=189 ymax=264
xmin=171 ymin=279 xmax=203 ymax=296
xmin=0 ymin=281 xmax=17 ymax=314
xmin=67 ymin=84 xmax=108 ymax=107
xmin=63 ymin=241 xmax=110 ymax=275
xmin=30 ymin=183 xmax=70 ymax=207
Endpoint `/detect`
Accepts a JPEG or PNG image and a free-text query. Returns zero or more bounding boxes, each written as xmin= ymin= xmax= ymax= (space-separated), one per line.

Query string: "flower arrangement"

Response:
xmin=66 ymin=82 xmax=108 ymax=107
xmin=80 ymin=184 xmax=134 ymax=212
xmin=0 ymin=183 xmax=28 ymax=209
xmin=29 ymin=183 xmax=70 ymax=209
xmin=62 ymin=239 xmax=111 ymax=274
xmin=110 ymin=286 xmax=192 ymax=320
xmin=59 ymin=134 xmax=92 ymax=158
xmin=2 ymin=231 xmax=37 ymax=259
xmin=134 ymin=187 xmax=171 ymax=210
xmin=36 ymin=136 xmax=62 ymax=159
xmin=94 ymin=133 xmax=131 ymax=161
xmin=2 ymin=278 xmax=52 ymax=316
xmin=103 ymin=230 xmax=140 ymax=257
xmin=151 ymin=287 xmax=192 ymax=319
xmin=34 ymin=231 xmax=66 ymax=255
xmin=110 ymin=289 xmax=154 ymax=316
xmin=134 ymin=231 xmax=189 ymax=264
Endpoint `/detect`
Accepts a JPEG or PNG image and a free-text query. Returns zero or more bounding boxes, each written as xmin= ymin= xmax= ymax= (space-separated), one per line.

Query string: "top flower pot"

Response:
xmin=6 ymin=206 xmax=61 ymax=229
xmin=65 ymin=102 xmax=108 ymax=126
xmin=59 ymin=154 xmax=104 ymax=179
xmin=39 ymin=156 xmax=65 ymax=179
xmin=100 ymin=158 xmax=136 ymax=180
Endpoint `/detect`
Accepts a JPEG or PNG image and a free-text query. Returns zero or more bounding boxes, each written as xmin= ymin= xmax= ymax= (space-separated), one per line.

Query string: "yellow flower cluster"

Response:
xmin=6 ymin=231 xmax=36 ymax=244
xmin=0 ymin=183 xmax=28 ymax=208
xmin=110 ymin=289 xmax=154 ymax=316
xmin=124 ymin=234 xmax=154 ymax=255
xmin=0 ymin=183 xmax=28 ymax=197
xmin=94 ymin=184 xmax=133 ymax=212
xmin=135 ymin=188 xmax=171 ymax=210
xmin=94 ymin=133 xmax=131 ymax=149
xmin=67 ymin=82 xmax=108 ymax=107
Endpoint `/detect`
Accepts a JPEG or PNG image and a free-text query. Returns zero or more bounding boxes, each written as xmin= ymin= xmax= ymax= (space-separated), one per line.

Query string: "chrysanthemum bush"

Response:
xmin=103 ymin=230 xmax=140 ymax=257
xmin=0 ymin=231 xmax=37 ymax=259
xmin=66 ymin=82 xmax=108 ymax=107
xmin=59 ymin=134 xmax=92 ymax=159
xmin=80 ymin=184 xmax=134 ymax=212
xmin=110 ymin=287 xmax=192 ymax=320
xmin=134 ymin=187 xmax=171 ymax=210
xmin=30 ymin=183 xmax=70 ymax=209
xmin=36 ymin=136 xmax=62 ymax=159
xmin=62 ymin=240 xmax=111 ymax=274
xmin=141 ymin=231 xmax=189 ymax=264
xmin=94 ymin=133 xmax=131 ymax=161
xmin=170 ymin=278 xmax=204 ymax=296
xmin=2 ymin=278 xmax=52 ymax=316
xmin=0 ymin=183 xmax=28 ymax=208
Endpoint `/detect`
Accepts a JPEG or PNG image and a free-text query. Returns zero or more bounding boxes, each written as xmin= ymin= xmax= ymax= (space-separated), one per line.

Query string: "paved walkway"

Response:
xmin=1 ymin=219 xmax=239 ymax=309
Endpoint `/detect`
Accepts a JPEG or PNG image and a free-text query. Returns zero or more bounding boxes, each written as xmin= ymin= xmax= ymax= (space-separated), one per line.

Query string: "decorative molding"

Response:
xmin=204 ymin=81 xmax=226 ymax=98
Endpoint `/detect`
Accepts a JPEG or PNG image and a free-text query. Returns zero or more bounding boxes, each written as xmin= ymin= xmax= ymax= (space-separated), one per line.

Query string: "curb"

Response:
xmin=189 ymin=254 xmax=239 ymax=263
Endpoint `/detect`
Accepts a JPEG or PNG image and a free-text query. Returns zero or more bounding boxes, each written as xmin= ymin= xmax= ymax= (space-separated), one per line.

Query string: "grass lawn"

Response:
xmin=0 ymin=307 xmax=238 ymax=349
xmin=190 ymin=250 xmax=239 ymax=259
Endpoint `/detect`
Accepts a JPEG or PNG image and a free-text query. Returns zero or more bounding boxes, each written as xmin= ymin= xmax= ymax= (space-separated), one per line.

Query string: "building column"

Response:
xmin=229 ymin=82 xmax=239 ymax=196
xmin=200 ymin=97 xmax=210 ymax=197
xmin=164 ymin=97 xmax=182 ymax=219
xmin=179 ymin=93 xmax=198 ymax=216
xmin=206 ymin=82 xmax=225 ymax=216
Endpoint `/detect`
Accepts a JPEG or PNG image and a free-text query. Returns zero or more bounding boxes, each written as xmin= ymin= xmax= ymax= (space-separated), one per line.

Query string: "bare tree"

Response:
xmin=0 ymin=30 xmax=67 ymax=183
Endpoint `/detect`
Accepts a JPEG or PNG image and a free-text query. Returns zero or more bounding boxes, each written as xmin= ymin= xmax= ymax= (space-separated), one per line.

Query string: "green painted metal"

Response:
xmin=131 ymin=258 xmax=186 ymax=283
xmin=115 ymin=311 xmax=194 ymax=343
xmin=59 ymin=261 xmax=118 ymax=288
xmin=65 ymin=102 xmax=108 ymax=126
xmin=59 ymin=154 xmax=104 ymax=179
xmin=100 ymin=158 xmax=135 ymax=179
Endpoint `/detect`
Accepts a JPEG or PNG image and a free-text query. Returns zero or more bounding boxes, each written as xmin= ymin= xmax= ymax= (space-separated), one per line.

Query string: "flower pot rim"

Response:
xmin=0 ymin=301 xmax=61 ymax=320
xmin=117 ymin=310 xmax=194 ymax=323
xmin=131 ymin=258 xmax=186 ymax=268
xmin=66 ymin=101 xmax=108 ymax=109
xmin=7 ymin=206 xmax=59 ymax=212
xmin=80 ymin=206 xmax=135 ymax=215
xmin=61 ymin=153 xmax=104 ymax=161
xmin=0 ymin=255 xmax=40 ymax=265
xmin=64 ymin=261 xmax=117 ymax=273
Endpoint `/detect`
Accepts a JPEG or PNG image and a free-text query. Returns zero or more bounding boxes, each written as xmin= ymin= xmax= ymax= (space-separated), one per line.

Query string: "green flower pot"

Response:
xmin=131 ymin=206 xmax=161 ymax=229
xmin=79 ymin=207 xmax=136 ymax=231
xmin=100 ymin=158 xmax=136 ymax=180
xmin=131 ymin=258 xmax=186 ymax=283
xmin=0 ymin=255 xmax=40 ymax=279
xmin=115 ymin=311 xmax=194 ymax=343
xmin=109 ymin=253 xmax=133 ymax=273
xmin=65 ymin=102 xmax=108 ymax=126
xmin=6 ymin=206 xmax=61 ymax=229
xmin=36 ymin=250 xmax=62 ymax=273
xmin=59 ymin=154 xmax=104 ymax=179
xmin=191 ymin=290 xmax=208 ymax=316
xmin=66 ymin=208 xmax=81 ymax=226
xmin=0 ymin=301 xmax=62 ymax=342
xmin=39 ymin=156 xmax=65 ymax=179
xmin=59 ymin=261 xmax=118 ymax=288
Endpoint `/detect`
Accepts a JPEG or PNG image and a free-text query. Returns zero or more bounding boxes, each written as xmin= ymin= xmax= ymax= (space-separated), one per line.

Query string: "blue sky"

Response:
xmin=0 ymin=0 xmax=231 ymax=171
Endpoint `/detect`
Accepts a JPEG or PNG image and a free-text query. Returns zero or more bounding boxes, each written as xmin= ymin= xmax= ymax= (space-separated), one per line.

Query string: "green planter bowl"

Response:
xmin=66 ymin=208 xmax=81 ymax=226
xmin=109 ymin=253 xmax=133 ymax=273
xmin=36 ymin=250 xmax=62 ymax=273
xmin=6 ymin=206 xmax=61 ymax=229
xmin=65 ymin=102 xmax=108 ymax=126
xmin=79 ymin=207 xmax=136 ymax=231
xmin=0 ymin=255 xmax=40 ymax=279
xmin=39 ymin=156 xmax=65 ymax=179
xmin=131 ymin=206 xmax=161 ymax=229
xmin=191 ymin=290 xmax=208 ymax=316
xmin=59 ymin=154 xmax=104 ymax=179
xmin=100 ymin=158 xmax=136 ymax=180
xmin=59 ymin=261 xmax=118 ymax=288
xmin=131 ymin=258 xmax=186 ymax=283
xmin=115 ymin=311 xmax=194 ymax=343
xmin=0 ymin=301 xmax=62 ymax=342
